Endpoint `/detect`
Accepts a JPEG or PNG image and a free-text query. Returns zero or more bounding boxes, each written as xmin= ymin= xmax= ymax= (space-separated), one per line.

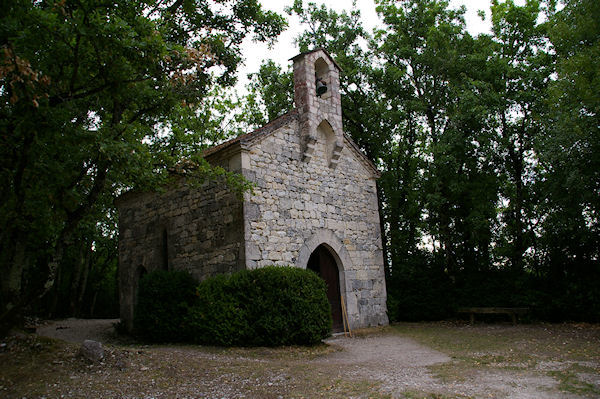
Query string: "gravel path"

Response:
xmin=322 ymin=334 xmax=450 ymax=394
xmin=322 ymin=334 xmax=572 ymax=399
xmin=28 ymin=319 xmax=598 ymax=399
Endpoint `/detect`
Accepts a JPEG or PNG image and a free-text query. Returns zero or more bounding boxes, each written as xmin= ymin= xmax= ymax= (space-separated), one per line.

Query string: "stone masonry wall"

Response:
xmin=117 ymin=178 xmax=244 ymax=331
xmin=242 ymin=118 xmax=388 ymax=329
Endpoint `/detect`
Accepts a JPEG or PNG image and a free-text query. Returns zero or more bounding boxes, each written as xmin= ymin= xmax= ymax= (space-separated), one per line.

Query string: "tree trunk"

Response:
xmin=69 ymin=242 xmax=85 ymax=316
xmin=74 ymin=245 xmax=91 ymax=317
xmin=90 ymin=290 xmax=99 ymax=318
xmin=38 ymin=163 xmax=108 ymax=304
xmin=48 ymin=260 xmax=63 ymax=318
xmin=0 ymin=237 xmax=28 ymax=327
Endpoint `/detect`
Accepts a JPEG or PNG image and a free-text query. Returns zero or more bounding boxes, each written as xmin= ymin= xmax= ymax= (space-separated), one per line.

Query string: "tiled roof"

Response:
xmin=202 ymin=110 xmax=299 ymax=158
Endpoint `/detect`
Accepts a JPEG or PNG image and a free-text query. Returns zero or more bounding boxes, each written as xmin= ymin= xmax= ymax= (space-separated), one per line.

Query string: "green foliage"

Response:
xmin=81 ymin=228 xmax=120 ymax=319
xmin=535 ymin=0 xmax=600 ymax=301
xmin=453 ymin=270 xmax=534 ymax=309
xmin=187 ymin=266 xmax=332 ymax=346
xmin=244 ymin=60 xmax=294 ymax=126
xmin=31 ymin=209 xmax=120 ymax=319
xmin=241 ymin=0 xmax=599 ymax=323
xmin=133 ymin=267 xmax=331 ymax=346
xmin=0 ymin=0 xmax=284 ymax=326
xmin=133 ymin=270 xmax=198 ymax=342
xmin=386 ymin=256 xmax=456 ymax=322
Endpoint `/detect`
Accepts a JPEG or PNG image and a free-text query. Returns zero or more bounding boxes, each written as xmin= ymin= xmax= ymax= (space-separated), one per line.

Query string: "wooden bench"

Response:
xmin=458 ymin=307 xmax=529 ymax=324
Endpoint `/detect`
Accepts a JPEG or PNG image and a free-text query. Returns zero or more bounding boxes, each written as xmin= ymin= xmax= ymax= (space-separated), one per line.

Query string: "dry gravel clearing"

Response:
xmin=1 ymin=319 xmax=599 ymax=398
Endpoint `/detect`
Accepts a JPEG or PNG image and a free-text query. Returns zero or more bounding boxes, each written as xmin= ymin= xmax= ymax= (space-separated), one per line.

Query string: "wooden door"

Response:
xmin=307 ymin=245 xmax=343 ymax=332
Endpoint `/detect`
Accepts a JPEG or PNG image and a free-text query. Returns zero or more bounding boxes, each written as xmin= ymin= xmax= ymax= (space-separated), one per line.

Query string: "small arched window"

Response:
xmin=137 ymin=265 xmax=148 ymax=283
xmin=161 ymin=228 xmax=169 ymax=270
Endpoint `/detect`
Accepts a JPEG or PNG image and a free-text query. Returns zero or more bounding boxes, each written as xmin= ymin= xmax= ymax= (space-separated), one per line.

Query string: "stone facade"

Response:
xmin=116 ymin=178 xmax=245 ymax=330
xmin=117 ymin=49 xmax=388 ymax=332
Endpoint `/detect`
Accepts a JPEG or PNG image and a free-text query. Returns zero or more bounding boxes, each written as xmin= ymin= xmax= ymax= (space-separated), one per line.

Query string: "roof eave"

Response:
xmin=289 ymin=48 xmax=343 ymax=72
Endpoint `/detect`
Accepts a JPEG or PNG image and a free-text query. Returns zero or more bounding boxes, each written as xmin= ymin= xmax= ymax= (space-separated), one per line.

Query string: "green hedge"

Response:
xmin=187 ymin=266 xmax=332 ymax=346
xmin=133 ymin=270 xmax=198 ymax=342
xmin=134 ymin=266 xmax=332 ymax=346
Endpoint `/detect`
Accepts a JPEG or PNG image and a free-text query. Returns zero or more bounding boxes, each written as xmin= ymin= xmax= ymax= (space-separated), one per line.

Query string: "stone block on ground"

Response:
xmin=80 ymin=339 xmax=104 ymax=362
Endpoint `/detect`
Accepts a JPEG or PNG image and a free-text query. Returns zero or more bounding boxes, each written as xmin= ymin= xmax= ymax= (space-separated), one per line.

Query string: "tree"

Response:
xmin=244 ymin=60 xmax=294 ymax=127
xmin=486 ymin=0 xmax=551 ymax=272
xmin=375 ymin=0 xmax=501 ymax=276
xmin=540 ymin=0 xmax=599 ymax=255
xmin=0 ymin=0 xmax=284 ymax=329
xmin=532 ymin=0 xmax=600 ymax=320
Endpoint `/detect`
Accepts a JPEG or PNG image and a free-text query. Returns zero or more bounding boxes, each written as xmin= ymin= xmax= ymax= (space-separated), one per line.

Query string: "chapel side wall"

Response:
xmin=117 ymin=178 xmax=244 ymax=331
xmin=243 ymin=121 xmax=388 ymax=329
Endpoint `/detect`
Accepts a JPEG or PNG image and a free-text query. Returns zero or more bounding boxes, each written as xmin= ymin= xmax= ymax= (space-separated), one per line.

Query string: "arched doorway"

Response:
xmin=307 ymin=244 xmax=343 ymax=332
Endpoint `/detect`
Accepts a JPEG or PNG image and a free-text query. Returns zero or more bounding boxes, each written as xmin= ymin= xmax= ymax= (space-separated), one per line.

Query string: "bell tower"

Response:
xmin=291 ymin=49 xmax=344 ymax=168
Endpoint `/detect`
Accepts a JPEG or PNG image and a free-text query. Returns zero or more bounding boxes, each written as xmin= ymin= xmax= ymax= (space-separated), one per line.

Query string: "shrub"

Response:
xmin=187 ymin=266 xmax=331 ymax=346
xmin=133 ymin=270 xmax=198 ymax=342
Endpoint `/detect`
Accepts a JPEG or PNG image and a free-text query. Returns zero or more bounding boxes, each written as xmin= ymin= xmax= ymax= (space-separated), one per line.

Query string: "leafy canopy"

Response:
xmin=0 ymin=0 xmax=285 ymax=326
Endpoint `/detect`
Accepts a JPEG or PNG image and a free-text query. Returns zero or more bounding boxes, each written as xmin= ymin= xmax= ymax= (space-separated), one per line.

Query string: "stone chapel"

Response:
xmin=116 ymin=49 xmax=388 ymax=332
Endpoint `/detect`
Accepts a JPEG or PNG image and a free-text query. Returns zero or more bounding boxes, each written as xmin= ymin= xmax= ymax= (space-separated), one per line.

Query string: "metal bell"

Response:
xmin=316 ymin=78 xmax=327 ymax=97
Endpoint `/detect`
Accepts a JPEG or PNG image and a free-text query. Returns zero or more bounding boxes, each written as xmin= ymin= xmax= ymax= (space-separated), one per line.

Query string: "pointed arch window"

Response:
xmin=161 ymin=228 xmax=169 ymax=271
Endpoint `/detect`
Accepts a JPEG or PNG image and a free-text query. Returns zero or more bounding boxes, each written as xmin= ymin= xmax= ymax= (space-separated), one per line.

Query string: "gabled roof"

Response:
xmin=203 ymin=110 xmax=298 ymax=159
xmin=342 ymin=132 xmax=381 ymax=178
xmin=289 ymin=48 xmax=343 ymax=72
xmin=203 ymin=109 xmax=380 ymax=178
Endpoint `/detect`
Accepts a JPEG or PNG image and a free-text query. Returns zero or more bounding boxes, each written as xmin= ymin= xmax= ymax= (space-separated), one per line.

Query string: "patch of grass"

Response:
xmin=392 ymin=321 xmax=600 ymax=397
xmin=428 ymin=361 xmax=470 ymax=383
xmin=349 ymin=325 xmax=394 ymax=337
xmin=549 ymin=364 xmax=600 ymax=396
xmin=221 ymin=341 xmax=339 ymax=361
xmin=400 ymin=391 xmax=474 ymax=399
xmin=391 ymin=322 xmax=600 ymax=363
xmin=391 ymin=323 xmax=523 ymax=356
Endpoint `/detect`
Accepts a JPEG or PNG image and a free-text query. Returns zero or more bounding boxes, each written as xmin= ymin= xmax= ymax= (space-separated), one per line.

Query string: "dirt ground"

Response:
xmin=36 ymin=318 xmax=120 ymax=345
xmin=2 ymin=319 xmax=599 ymax=398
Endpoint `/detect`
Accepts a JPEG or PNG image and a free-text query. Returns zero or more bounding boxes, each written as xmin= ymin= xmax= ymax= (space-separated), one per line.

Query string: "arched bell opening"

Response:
xmin=307 ymin=244 xmax=344 ymax=332
xmin=314 ymin=57 xmax=331 ymax=99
